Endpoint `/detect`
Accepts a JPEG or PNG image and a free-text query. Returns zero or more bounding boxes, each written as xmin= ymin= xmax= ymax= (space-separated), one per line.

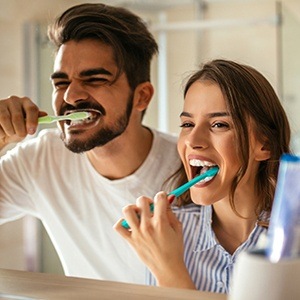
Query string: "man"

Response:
xmin=0 ymin=3 xmax=181 ymax=284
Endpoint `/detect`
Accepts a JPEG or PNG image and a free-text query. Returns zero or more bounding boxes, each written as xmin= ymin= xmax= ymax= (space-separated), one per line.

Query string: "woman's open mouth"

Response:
xmin=189 ymin=159 xmax=219 ymax=183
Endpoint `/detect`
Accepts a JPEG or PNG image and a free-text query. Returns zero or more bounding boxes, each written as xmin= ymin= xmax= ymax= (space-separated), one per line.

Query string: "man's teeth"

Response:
xmin=70 ymin=116 xmax=94 ymax=125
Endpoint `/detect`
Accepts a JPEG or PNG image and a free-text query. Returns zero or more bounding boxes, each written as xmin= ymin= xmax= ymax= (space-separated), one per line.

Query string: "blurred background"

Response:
xmin=0 ymin=0 xmax=299 ymax=275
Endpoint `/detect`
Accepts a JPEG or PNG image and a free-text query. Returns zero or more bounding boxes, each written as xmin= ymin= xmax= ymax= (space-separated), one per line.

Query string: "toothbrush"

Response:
xmin=167 ymin=166 xmax=219 ymax=198
xmin=38 ymin=111 xmax=91 ymax=124
xmin=121 ymin=166 xmax=219 ymax=229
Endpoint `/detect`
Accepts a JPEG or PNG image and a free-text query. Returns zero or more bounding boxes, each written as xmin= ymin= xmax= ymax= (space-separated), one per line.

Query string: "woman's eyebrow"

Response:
xmin=207 ymin=112 xmax=229 ymax=118
xmin=180 ymin=111 xmax=192 ymax=118
xmin=180 ymin=111 xmax=229 ymax=118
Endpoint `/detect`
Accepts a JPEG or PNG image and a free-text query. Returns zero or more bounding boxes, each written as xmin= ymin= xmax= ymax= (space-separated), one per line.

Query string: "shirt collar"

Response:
xmin=192 ymin=205 xmax=268 ymax=254
xmin=193 ymin=205 xmax=218 ymax=252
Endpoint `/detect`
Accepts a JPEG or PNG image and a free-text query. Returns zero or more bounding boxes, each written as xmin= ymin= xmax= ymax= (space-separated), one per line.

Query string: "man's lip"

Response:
xmin=63 ymin=109 xmax=102 ymax=129
xmin=63 ymin=108 xmax=103 ymax=117
xmin=65 ymin=118 xmax=101 ymax=131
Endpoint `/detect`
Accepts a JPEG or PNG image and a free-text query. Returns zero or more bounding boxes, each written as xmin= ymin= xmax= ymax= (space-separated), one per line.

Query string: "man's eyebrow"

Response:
xmin=50 ymin=68 xmax=113 ymax=80
xmin=79 ymin=68 xmax=113 ymax=77
xmin=50 ymin=72 xmax=68 ymax=80
xmin=180 ymin=111 xmax=229 ymax=118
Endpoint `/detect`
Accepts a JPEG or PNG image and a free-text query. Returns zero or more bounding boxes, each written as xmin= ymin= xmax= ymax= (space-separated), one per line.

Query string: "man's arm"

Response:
xmin=0 ymin=96 xmax=45 ymax=151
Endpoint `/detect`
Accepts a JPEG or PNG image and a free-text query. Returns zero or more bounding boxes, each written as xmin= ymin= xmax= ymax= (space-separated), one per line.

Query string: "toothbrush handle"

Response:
xmin=120 ymin=167 xmax=219 ymax=229
xmin=121 ymin=195 xmax=175 ymax=229
xmin=38 ymin=116 xmax=56 ymax=124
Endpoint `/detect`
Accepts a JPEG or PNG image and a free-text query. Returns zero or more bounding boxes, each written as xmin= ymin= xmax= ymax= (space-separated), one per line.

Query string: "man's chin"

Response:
xmin=61 ymin=134 xmax=94 ymax=153
xmin=60 ymin=125 xmax=126 ymax=153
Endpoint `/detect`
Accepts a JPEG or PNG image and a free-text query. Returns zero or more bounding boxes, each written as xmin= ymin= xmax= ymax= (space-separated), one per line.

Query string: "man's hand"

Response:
xmin=0 ymin=96 xmax=46 ymax=149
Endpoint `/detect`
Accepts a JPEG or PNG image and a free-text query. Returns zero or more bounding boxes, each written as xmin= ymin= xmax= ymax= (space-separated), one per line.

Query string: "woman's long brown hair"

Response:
xmin=165 ymin=59 xmax=291 ymax=220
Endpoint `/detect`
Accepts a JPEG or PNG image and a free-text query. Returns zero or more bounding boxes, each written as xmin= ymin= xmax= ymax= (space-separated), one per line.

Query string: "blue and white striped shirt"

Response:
xmin=146 ymin=203 xmax=267 ymax=294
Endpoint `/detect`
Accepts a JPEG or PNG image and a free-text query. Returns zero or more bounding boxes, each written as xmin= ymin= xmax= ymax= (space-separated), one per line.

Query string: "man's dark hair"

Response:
xmin=48 ymin=3 xmax=158 ymax=90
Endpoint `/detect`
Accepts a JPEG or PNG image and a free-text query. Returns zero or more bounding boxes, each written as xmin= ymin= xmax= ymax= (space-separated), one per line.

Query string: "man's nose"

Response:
xmin=63 ymin=81 xmax=89 ymax=105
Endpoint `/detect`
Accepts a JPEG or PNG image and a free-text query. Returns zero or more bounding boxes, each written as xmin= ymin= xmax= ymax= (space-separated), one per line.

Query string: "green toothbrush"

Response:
xmin=121 ymin=166 xmax=219 ymax=229
xmin=38 ymin=111 xmax=91 ymax=124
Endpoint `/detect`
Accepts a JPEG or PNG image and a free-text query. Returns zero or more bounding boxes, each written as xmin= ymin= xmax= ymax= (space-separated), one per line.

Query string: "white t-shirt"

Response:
xmin=0 ymin=128 xmax=181 ymax=284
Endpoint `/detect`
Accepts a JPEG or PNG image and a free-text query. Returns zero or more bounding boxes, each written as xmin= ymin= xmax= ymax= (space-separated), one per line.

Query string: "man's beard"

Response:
xmin=61 ymin=95 xmax=133 ymax=153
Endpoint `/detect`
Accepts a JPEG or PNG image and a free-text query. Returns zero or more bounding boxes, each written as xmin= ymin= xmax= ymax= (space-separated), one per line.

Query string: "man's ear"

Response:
xmin=133 ymin=82 xmax=154 ymax=112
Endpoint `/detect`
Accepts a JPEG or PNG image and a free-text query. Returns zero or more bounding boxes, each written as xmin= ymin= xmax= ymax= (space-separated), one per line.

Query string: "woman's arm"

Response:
xmin=114 ymin=191 xmax=196 ymax=289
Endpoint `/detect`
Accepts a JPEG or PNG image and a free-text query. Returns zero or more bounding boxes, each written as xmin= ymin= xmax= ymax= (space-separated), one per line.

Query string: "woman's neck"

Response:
xmin=211 ymin=199 xmax=258 ymax=254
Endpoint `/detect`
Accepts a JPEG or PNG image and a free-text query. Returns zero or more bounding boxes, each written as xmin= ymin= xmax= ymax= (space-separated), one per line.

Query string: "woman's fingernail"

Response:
xmin=168 ymin=194 xmax=175 ymax=204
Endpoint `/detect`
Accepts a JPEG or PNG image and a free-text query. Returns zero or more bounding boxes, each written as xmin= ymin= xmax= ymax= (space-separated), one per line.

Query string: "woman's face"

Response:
xmin=177 ymin=80 xmax=263 ymax=206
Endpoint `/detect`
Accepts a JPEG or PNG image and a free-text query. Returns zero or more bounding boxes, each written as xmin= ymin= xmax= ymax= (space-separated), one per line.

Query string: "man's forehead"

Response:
xmin=53 ymin=40 xmax=116 ymax=67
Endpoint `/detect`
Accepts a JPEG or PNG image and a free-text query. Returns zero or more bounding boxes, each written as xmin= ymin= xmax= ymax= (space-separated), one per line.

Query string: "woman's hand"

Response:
xmin=114 ymin=191 xmax=196 ymax=289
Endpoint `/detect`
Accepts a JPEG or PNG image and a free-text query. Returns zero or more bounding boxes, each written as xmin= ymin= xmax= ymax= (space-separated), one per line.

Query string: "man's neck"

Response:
xmin=86 ymin=126 xmax=153 ymax=180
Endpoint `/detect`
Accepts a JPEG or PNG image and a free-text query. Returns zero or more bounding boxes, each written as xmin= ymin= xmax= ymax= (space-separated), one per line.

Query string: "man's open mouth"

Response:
xmin=64 ymin=109 xmax=102 ymax=126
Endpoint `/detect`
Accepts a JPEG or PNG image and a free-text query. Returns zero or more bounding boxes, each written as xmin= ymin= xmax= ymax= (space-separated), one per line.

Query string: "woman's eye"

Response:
xmin=180 ymin=122 xmax=194 ymax=128
xmin=212 ymin=122 xmax=229 ymax=129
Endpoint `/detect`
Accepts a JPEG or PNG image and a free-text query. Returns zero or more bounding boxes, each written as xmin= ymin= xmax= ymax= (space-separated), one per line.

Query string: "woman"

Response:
xmin=114 ymin=59 xmax=291 ymax=293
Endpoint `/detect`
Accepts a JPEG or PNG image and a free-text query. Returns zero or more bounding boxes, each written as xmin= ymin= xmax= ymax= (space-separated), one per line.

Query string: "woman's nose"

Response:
xmin=185 ymin=126 xmax=209 ymax=150
xmin=63 ymin=82 xmax=89 ymax=105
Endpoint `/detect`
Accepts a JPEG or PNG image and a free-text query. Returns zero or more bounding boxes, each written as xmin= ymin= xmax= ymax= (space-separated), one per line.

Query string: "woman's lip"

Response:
xmin=193 ymin=174 xmax=217 ymax=188
xmin=187 ymin=154 xmax=216 ymax=164
xmin=187 ymin=156 xmax=219 ymax=180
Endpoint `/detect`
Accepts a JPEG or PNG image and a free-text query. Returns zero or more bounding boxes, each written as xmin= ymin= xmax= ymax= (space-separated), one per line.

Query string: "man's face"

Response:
xmin=51 ymin=39 xmax=133 ymax=153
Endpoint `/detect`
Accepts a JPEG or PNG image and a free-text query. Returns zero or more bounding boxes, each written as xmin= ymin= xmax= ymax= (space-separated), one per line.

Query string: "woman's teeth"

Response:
xmin=189 ymin=159 xmax=218 ymax=180
xmin=189 ymin=159 xmax=215 ymax=167
xmin=200 ymin=175 xmax=215 ymax=183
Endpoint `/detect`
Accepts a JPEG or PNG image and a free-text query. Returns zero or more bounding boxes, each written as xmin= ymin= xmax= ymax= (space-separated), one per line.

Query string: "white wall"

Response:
xmin=0 ymin=0 xmax=299 ymax=273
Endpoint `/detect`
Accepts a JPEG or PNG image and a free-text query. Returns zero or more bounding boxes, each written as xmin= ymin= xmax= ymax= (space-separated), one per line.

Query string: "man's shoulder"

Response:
xmin=152 ymin=128 xmax=178 ymax=145
xmin=21 ymin=128 xmax=62 ymax=151
xmin=37 ymin=128 xmax=61 ymax=139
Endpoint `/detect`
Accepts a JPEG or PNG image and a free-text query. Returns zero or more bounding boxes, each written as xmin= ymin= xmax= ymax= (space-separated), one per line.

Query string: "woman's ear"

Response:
xmin=249 ymin=124 xmax=271 ymax=162
xmin=133 ymin=82 xmax=154 ymax=112
xmin=255 ymin=140 xmax=271 ymax=162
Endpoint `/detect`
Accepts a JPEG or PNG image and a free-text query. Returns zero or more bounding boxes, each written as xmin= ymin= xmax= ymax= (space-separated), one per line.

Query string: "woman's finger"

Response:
xmin=121 ymin=204 xmax=141 ymax=231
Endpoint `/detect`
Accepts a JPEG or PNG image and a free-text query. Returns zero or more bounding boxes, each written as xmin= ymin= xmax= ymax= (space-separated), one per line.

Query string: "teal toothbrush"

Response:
xmin=38 ymin=111 xmax=91 ymax=124
xmin=121 ymin=166 xmax=219 ymax=229
xmin=167 ymin=166 xmax=219 ymax=198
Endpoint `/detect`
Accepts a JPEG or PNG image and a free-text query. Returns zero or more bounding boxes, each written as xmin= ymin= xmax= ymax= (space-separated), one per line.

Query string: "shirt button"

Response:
xmin=217 ymin=281 xmax=224 ymax=289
